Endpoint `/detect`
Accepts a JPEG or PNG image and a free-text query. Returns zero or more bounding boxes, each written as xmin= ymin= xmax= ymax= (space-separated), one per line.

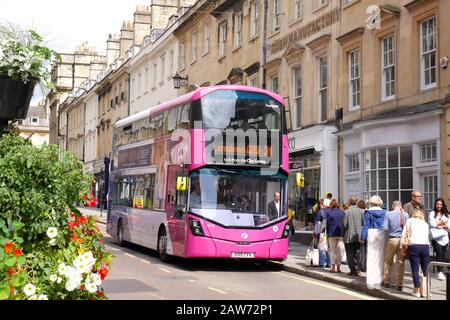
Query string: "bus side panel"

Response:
xmin=140 ymin=210 xmax=170 ymax=252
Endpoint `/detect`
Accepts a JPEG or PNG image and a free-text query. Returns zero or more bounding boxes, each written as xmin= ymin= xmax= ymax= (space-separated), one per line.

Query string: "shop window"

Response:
xmin=364 ymin=146 xmax=412 ymax=209
xmin=420 ymin=143 xmax=437 ymax=162
xmin=347 ymin=154 xmax=359 ymax=172
xmin=423 ymin=175 xmax=438 ymax=212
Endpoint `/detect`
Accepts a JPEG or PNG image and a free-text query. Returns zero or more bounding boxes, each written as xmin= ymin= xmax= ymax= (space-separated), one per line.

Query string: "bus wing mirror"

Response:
xmin=296 ymin=172 xmax=304 ymax=188
xmin=176 ymin=176 xmax=188 ymax=191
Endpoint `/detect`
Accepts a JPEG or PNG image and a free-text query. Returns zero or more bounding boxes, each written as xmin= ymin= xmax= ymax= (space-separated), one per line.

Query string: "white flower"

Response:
xmin=46 ymin=227 xmax=58 ymax=239
xmin=48 ymin=239 xmax=56 ymax=246
xmin=58 ymin=263 xmax=67 ymax=276
xmin=37 ymin=294 xmax=48 ymax=300
xmin=65 ymin=280 xmax=78 ymax=292
xmin=89 ymin=273 xmax=102 ymax=286
xmin=85 ymin=283 xmax=97 ymax=293
xmin=49 ymin=275 xmax=58 ymax=282
xmin=28 ymin=295 xmax=37 ymax=300
xmin=57 ymin=277 xmax=62 ymax=284
xmin=23 ymin=283 xmax=36 ymax=297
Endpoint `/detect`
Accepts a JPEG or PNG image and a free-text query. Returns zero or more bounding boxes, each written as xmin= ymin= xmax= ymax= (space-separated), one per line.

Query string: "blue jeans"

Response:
xmin=319 ymin=250 xmax=331 ymax=267
xmin=408 ymin=245 xmax=429 ymax=288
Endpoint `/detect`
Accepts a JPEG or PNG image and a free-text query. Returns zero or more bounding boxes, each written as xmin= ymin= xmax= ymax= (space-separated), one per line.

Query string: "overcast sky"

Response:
xmin=1 ymin=0 xmax=149 ymax=53
xmin=1 ymin=0 xmax=148 ymax=104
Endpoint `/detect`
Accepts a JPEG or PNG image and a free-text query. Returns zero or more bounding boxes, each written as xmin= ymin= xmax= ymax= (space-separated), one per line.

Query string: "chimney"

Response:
xmin=120 ymin=21 xmax=134 ymax=58
xmin=106 ymin=33 xmax=120 ymax=66
xmin=133 ymin=6 xmax=152 ymax=46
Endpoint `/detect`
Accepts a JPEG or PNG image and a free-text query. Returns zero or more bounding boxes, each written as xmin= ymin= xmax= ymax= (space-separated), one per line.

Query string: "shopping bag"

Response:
xmin=429 ymin=228 xmax=447 ymax=240
xmin=420 ymin=276 xmax=428 ymax=297
xmin=357 ymin=244 xmax=366 ymax=273
xmin=305 ymin=240 xmax=319 ymax=267
xmin=318 ymin=233 xmax=328 ymax=251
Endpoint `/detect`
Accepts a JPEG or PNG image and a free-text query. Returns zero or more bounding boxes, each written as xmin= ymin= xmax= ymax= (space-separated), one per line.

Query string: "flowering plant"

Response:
xmin=0 ymin=133 xmax=113 ymax=300
xmin=0 ymin=22 xmax=59 ymax=92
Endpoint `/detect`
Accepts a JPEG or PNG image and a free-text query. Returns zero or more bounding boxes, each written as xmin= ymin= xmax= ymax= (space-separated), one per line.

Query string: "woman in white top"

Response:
xmin=429 ymin=198 xmax=449 ymax=281
xmin=401 ymin=210 xmax=430 ymax=297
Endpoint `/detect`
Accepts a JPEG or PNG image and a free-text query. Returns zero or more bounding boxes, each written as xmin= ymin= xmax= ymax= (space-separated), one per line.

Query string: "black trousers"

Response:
xmin=431 ymin=240 xmax=449 ymax=273
xmin=344 ymin=242 xmax=361 ymax=273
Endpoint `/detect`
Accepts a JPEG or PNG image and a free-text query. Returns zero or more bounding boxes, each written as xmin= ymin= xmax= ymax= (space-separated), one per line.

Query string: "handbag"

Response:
xmin=429 ymin=227 xmax=448 ymax=240
xmin=305 ymin=240 xmax=320 ymax=267
xmin=357 ymin=244 xmax=366 ymax=273
xmin=401 ymin=223 xmax=411 ymax=256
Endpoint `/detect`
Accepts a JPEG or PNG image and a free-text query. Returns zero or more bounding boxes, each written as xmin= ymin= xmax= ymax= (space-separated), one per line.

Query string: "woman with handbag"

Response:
xmin=401 ymin=209 xmax=430 ymax=297
xmin=429 ymin=198 xmax=449 ymax=281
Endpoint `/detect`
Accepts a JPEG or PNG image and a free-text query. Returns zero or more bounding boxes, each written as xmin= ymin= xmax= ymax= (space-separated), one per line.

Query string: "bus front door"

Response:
xmin=165 ymin=165 xmax=187 ymax=257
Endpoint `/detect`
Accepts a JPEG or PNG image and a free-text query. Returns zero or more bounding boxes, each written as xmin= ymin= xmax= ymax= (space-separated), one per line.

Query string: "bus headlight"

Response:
xmin=189 ymin=218 xmax=205 ymax=236
xmin=281 ymin=223 xmax=291 ymax=238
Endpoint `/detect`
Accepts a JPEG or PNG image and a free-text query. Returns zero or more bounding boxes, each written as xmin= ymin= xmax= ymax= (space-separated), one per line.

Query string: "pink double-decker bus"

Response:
xmin=107 ymin=85 xmax=290 ymax=262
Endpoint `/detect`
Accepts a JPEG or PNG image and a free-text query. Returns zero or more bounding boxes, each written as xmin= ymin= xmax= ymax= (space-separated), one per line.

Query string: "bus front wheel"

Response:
xmin=158 ymin=228 xmax=171 ymax=263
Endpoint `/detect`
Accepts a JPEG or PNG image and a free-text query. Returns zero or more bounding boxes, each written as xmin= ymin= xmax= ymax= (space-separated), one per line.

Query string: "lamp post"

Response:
xmin=172 ymin=72 xmax=189 ymax=89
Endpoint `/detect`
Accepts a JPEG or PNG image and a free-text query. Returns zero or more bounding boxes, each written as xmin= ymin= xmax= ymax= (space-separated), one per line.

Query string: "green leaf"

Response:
xmin=13 ymin=237 xmax=23 ymax=244
xmin=4 ymin=256 xmax=17 ymax=267
xmin=11 ymin=274 xmax=23 ymax=286
xmin=26 ymin=158 xmax=32 ymax=169
xmin=0 ymin=248 xmax=4 ymax=261
xmin=0 ymin=285 xmax=9 ymax=300
xmin=17 ymin=256 xmax=26 ymax=265
xmin=12 ymin=221 xmax=24 ymax=231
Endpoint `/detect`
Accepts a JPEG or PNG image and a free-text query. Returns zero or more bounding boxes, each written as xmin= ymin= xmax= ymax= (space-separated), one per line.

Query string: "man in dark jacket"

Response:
xmin=403 ymin=191 xmax=426 ymax=222
xmin=343 ymin=196 xmax=364 ymax=276
xmin=267 ymin=192 xmax=280 ymax=220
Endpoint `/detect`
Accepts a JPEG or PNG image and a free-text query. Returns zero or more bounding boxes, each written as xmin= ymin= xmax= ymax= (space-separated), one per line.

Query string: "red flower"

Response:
xmin=96 ymin=291 xmax=105 ymax=298
xmin=9 ymin=284 xmax=14 ymax=296
xmin=4 ymin=242 xmax=13 ymax=254
xmin=8 ymin=268 xmax=15 ymax=276
xmin=13 ymin=248 xmax=22 ymax=257
xmin=99 ymin=267 xmax=109 ymax=280
xmin=72 ymin=234 xmax=79 ymax=241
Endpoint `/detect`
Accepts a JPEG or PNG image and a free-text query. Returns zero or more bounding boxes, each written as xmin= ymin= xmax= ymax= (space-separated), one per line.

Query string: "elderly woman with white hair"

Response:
xmin=360 ymin=195 xmax=387 ymax=289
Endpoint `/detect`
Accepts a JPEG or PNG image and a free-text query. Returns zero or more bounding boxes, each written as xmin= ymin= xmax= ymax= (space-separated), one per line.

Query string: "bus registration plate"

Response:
xmin=231 ymin=252 xmax=255 ymax=258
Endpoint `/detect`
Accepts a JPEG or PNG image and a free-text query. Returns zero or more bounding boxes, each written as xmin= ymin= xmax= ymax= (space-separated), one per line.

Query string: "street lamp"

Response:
xmin=173 ymin=72 xmax=188 ymax=89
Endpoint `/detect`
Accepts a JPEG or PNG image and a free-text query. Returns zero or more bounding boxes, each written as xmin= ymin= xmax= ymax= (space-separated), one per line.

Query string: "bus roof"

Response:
xmin=114 ymin=85 xmax=285 ymax=129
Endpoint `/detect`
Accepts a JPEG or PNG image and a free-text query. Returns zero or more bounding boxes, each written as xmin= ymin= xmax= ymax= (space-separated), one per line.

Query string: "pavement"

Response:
xmin=77 ymin=206 xmax=449 ymax=300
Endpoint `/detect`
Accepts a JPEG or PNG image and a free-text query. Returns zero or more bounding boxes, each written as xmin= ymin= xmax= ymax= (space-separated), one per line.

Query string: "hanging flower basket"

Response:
xmin=0 ymin=74 xmax=36 ymax=120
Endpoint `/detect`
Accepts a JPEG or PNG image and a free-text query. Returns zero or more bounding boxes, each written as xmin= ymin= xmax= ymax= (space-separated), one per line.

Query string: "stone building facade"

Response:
xmin=336 ymin=0 xmax=450 ymax=214
xmin=47 ymin=43 xmax=106 ymax=147
xmin=173 ymin=0 xmax=263 ymax=90
xmin=18 ymin=102 xmax=50 ymax=147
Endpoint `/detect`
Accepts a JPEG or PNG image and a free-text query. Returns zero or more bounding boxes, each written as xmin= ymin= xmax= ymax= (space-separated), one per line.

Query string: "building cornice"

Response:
xmin=336 ymin=27 xmax=364 ymax=44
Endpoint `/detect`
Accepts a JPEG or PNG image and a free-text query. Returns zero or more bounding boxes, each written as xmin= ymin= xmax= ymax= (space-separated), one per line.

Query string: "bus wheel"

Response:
xmin=158 ymin=228 xmax=171 ymax=263
xmin=117 ymin=220 xmax=125 ymax=247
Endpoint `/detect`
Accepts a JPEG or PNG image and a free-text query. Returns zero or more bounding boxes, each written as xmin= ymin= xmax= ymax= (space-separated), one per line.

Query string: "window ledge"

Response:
xmin=202 ymin=50 xmax=210 ymax=57
xmin=218 ymin=54 xmax=227 ymax=62
xmin=289 ymin=17 xmax=303 ymax=28
xmin=349 ymin=106 xmax=360 ymax=112
xmin=381 ymin=95 xmax=395 ymax=103
xmin=268 ymin=30 xmax=281 ymax=39
xmin=190 ymin=59 xmax=197 ymax=65
xmin=248 ymin=34 xmax=259 ymax=42
xmin=312 ymin=3 xmax=329 ymax=14
xmin=421 ymin=83 xmax=437 ymax=92
xmin=343 ymin=0 xmax=361 ymax=10
xmin=232 ymin=45 xmax=242 ymax=53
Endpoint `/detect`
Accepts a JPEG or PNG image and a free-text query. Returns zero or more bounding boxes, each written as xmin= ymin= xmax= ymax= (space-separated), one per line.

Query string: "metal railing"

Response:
xmin=426 ymin=261 xmax=450 ymax=300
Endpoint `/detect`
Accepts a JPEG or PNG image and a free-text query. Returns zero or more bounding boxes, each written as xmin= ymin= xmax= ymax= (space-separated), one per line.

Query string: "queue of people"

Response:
xmin=311 ymin=191 xmax=449 ymax=298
